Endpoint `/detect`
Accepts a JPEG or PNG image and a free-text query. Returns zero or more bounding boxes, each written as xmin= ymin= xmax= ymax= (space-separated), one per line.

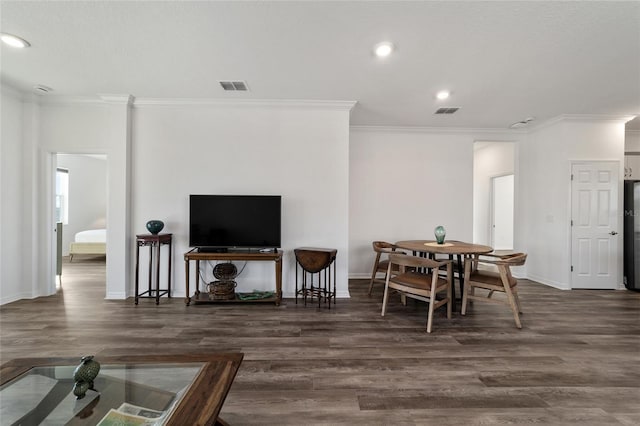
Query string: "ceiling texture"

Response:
xmin=1 ymin=1 xmax=639 ymax=129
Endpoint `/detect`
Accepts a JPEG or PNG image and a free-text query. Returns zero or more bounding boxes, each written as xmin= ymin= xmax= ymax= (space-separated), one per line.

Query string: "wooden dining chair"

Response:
xmin=381 ymin=253 xmax=452 ymax=333
xmin=461 ymin=252 xmax=527 ymax=328
xmin=368 ymin=241 xmax=404 ymax=296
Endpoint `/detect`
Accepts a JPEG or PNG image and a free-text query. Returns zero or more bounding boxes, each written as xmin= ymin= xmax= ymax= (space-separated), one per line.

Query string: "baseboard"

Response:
xmin=349 ymin=273 xmax=371 ymax=279
xmin=0 ymin=292 xmax=34 ymax=306
xmin=105 ymin=291 xmax=127 ymax=299
xmin=525 ymin=274 xmax=570 ymax=290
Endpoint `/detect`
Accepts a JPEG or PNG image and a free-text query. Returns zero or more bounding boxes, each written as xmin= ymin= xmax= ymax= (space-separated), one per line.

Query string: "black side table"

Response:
xmin=135 ymin=233 xmax=172 ymax=305
xmin=294 ymin=247 xmax=337 ymax=308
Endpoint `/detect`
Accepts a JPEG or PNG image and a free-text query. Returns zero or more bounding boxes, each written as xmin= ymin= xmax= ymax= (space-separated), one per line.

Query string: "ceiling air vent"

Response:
xmin=219 ymin=80 xmax=248 ymax=91
xmin=435 ymin=107 xmax=459 ymax=115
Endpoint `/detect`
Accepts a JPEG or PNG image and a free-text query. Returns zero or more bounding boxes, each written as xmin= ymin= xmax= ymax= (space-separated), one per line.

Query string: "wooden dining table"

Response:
xmin=394 ymin=240 xmax=493 ymax=309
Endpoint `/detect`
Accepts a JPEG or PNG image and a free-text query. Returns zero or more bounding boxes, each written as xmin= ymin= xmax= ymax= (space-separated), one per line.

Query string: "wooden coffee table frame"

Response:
xmin=0 ymin=353 xmax=243 ymax=426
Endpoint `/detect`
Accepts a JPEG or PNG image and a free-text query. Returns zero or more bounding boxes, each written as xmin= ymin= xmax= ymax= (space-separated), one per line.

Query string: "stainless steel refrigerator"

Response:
xmin=623 ymin=180 xmax=640 ymax=290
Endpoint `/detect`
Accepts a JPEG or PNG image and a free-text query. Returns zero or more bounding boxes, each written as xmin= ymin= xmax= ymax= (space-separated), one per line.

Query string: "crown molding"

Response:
xmin=98 ymin=94 xmax=135 ymax=105
xmin=349 ymin=125 xmax=525 ymax=136
xmin=531 ymin=114 xmax=637 ymax=132
xmin=37 ymin=95 xmax=109 ymax=105
xmin=132 ymin=98 xmax=357 ymax=111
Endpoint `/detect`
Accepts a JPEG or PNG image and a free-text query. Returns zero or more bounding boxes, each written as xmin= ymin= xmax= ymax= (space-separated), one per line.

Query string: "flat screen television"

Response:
xmin=189 ymin=195 xmax=281 ymax=250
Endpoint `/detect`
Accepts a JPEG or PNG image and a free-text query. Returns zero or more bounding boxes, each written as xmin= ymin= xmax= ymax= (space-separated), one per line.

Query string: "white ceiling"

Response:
xmin=1 ymin=1 xmax=639 ymax=129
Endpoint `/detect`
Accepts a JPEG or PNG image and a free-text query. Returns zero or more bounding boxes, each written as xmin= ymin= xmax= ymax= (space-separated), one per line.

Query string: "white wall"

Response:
xmin=520 ymin=116 xmax=627 ymax=289
xmin=0 ymin=88 xmax=26 ymax=304
xmin=56 ymin=154 xmax=108 ymax=256
xmin=3 ymin=82 xmax=630 ymax=304
xmin=626 ymin=130 xmax=640 ymax=152
xmin=348 ymin=127 xmax=522 ymax=278
xmin=2 ymin=95 xmax=351 ymax=304
xmin=12 ymin=96 xmax=132 ymax=300
xmin=473 ymin=142 xmax=515 ymax=246
xmin=132 ymin=101 xmax=352 ymax=298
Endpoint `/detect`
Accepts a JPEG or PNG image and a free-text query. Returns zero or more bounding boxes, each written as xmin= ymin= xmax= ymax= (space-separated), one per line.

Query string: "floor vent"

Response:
xmin=435 ymin=107 xmax=459 ymax=114
xmin=219 ymin=81 xmax=249 ymax=91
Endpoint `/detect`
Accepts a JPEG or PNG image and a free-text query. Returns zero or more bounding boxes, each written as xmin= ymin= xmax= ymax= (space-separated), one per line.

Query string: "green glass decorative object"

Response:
xmin=73 ymin=381 xmax=90 ymax=399
xmin=434 ymin=225 xmax=446 ymax=244
xmin=72 ymin=355 xmax=100 ymax=399
xmin=145 ymin=220 xmax=164 ymax=235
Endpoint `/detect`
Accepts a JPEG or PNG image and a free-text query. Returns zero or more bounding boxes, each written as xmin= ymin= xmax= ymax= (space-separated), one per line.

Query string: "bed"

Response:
xmin=69 ymin=229 xmax=106 ymax=261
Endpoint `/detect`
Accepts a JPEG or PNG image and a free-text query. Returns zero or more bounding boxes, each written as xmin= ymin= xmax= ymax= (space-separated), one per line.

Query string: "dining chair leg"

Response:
xmin=368 ymin=266 xmax=378 ymax=296
xmin=501 ymin=274 xmax=522 ymax=328
xmin=497 ymin=266 xmax=522 ymax=328
xmin=426 ymin=276 xmax=438 ymax=333
xmin=400 ymin=294 xmax=407 ymax=306
xmin=381 ymin=282 xmax=390 ymax=316
xmin=513 ymin=287 xmax=523 ymax=314
xmin=368 ymin=253 xmax=382 ymax=296
xmin=461 ymin=261 xmax=470 ymax=316
xmin=426 ymin=300 xmax=435 ymax=333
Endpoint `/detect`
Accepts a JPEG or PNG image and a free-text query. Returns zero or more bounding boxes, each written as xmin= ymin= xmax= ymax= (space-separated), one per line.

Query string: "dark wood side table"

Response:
xmin=135 ymin=233 xmax=172 ymax=305
xmin=294 ymin=247 xmax=337 ymax=308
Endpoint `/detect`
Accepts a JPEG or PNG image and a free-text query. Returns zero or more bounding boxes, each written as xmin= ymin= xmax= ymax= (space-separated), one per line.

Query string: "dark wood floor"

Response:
xmin=2 ymin=257 xmax=639 ymax=425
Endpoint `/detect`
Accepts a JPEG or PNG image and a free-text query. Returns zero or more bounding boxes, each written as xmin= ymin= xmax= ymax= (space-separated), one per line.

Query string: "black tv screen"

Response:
xmin=189 ymin=195 xmax=281 ymax=249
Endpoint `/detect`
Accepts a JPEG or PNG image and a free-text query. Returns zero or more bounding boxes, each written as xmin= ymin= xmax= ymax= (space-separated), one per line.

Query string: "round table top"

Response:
xmin=395 ymin=240 xmax=493 ymax=255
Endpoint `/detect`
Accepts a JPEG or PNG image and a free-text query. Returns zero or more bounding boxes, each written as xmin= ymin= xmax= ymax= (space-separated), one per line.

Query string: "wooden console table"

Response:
xmin=184 ymin=249 xmax=283 ymax=306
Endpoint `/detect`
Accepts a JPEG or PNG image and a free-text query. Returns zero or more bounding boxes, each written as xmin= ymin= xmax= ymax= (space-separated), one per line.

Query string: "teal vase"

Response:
xmin=434 ymin=226 xmax=446 ymax=244
xmin=146 ymin=220 xmax=164 ymax=235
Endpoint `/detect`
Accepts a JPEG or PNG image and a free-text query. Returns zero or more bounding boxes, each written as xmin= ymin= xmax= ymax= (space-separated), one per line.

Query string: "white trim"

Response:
xmin=98 ymin=94 xmax=135 ymax=105
xmin=106 ymin=291 xmax=127 ymax=300
xmin=526 ymin=273 xmax=570 ymax=290
xmin=133 ymin=98 xmax=357 ymax=111
xmin=37 ymin=95 xmax=357 ymax=111
xmin=38 ymin=95 xmax=107 ymax=105
xmin=349 ymin=273 xmax=371 ymax=280
xmin=0 ymin=292 xmax=35 ymax=305
xmin=350 ymin=125 xmax=524 ymax=135
xmin=532 ymin=114 xmax=636 ymax=132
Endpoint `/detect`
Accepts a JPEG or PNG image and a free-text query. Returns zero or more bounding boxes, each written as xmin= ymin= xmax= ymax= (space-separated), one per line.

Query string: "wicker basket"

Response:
xmin=207 ymin=280 xmax=237 ymax=300
xmin=213 ymin=263 xmax=238 ymax=280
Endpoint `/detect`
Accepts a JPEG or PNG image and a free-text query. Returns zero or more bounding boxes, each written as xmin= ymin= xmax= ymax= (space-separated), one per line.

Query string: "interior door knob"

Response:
xmin=610 ymin=231 xmax=618 ymax=235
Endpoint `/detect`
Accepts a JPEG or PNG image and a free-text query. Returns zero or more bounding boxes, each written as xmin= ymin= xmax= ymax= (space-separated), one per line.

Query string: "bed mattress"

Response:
xmin=74 ymin=229 xmax=106 ymax=243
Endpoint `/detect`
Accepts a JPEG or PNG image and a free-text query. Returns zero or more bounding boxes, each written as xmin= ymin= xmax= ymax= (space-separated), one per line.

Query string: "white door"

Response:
xmin=491 ymin=174 xmax=514 ymax=250
xmin=571 ymin=162 xmax=619 ymax=289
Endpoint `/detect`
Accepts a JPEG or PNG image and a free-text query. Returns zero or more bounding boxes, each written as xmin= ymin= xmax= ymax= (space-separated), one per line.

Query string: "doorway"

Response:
xmin=54 ymin=153 xmax=108 ymax=291
xmin=473 ymin=141 xmax=516 ymax=248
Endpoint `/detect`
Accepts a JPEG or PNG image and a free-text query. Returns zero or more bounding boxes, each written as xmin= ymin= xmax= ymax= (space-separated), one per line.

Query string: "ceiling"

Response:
xmin=1 ymin=1 xmax=639 ymax=129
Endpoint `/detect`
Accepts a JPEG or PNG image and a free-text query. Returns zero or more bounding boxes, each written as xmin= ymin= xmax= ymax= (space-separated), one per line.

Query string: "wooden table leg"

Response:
xmin=184 ymin=257 xmax=191 ymax=306
xmin=275 ymin=256 xmax=282 ymax=306
xmin=134 ymin=243 xmax=140 ymax=305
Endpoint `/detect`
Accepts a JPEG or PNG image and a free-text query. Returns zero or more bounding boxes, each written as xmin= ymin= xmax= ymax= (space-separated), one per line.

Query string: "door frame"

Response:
xmin=569 ymin=160 xmax=623 ymax=290
xmin=48 ymin=151 xmax=111 ymax=297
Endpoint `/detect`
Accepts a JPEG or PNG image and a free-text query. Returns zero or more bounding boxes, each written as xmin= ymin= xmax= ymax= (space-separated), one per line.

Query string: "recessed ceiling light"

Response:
xmin=436 ymin=90 xmax=450 ymax=100
xmin=374 ymin=42 xmax=394 ymax=57
xmin=0 ymin=33 xmax=30 ymax=48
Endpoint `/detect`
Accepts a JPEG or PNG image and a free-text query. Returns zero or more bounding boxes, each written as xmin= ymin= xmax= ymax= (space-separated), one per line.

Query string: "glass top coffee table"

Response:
xmin=0 ymin=353 xmax=243 ymax=425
